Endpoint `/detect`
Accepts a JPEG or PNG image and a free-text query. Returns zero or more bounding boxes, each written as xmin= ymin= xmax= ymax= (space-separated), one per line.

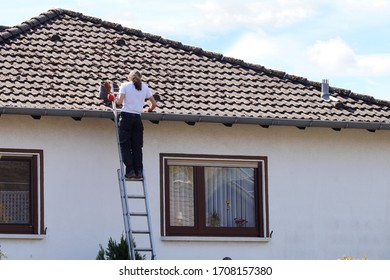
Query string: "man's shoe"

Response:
xmin=125 ymin=170 xmax=136 ymax=179
xmin=135 ymin=169 xmax=143 ymax=179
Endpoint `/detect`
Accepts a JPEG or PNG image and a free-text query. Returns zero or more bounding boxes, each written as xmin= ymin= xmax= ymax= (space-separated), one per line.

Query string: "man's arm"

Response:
xmin=116 ymin=94 xmax=125 ymax=106
xmin=147 ymin=96 xmax=157 ymax=112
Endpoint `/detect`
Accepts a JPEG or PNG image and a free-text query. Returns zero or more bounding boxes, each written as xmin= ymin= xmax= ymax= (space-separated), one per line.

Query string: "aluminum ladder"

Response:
xmin=110 ymin=91 xmax=156 ymax=260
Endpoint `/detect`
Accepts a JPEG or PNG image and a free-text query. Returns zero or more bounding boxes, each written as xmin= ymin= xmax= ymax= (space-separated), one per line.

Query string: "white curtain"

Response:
xmin=205 ymin=167 xmax=255 ymax=228
xmin=0 ymin=160 xmax=30 ymax=224
xmin=169 ymin=166 xmax=194 ymax=227
xmin=0 ymin=190 xmax=30 ymax=224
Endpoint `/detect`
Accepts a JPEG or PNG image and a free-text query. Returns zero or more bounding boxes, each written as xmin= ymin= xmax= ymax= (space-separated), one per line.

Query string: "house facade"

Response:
xmin=1 ymin=114 xmax=390 ymax=259
xmin=1 ymin=9 xmax=390 ymax=260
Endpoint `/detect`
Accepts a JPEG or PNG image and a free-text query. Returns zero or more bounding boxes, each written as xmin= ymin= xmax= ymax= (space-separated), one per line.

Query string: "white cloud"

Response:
xmin=357 ymin=54 xmax=390 ymax=75
xmin=111 ymin=0 xmax=315 ymax=39
xmin=111 ymin=1 xmax=203 ymax=37
xmin=223 ymin=31 xmax=304 ymax=71
xmin=307 ymin=37 xmax=357 ymax=74
xmin=193 ymin=0 xmax=314 ymax=30
xmin=224 ymin=31 xmax=280 ymax=63
xmin=307 ymin=37 xmax=390 ymax=77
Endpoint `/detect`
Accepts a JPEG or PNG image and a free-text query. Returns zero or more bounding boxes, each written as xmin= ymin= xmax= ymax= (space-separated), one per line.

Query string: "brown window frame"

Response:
xmin=160 ymin=154 xmax=269 ymax=238
xmin=0 ymin=149 xmax=44 ymax=235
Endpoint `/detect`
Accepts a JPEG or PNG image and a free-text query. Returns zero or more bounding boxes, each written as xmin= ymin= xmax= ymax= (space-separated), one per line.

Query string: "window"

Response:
xmin=0 ymin=149 xmax=44 ymax=235
xmin=161 ymin=154 xmax=269 ymax=238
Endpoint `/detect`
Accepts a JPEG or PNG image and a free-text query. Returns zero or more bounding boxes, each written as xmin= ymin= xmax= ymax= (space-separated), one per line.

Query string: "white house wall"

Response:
xmin=0 ymin=115 xmax=123 ymax=260
xmin=1 ymin=115 xmax=390 ymax=260
xmin=143 ymin=120 xmax=390 ymax=260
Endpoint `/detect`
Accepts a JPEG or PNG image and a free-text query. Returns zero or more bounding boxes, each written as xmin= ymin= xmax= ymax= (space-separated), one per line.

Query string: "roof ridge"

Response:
xmin=332 ymin=87 xmax=390 ymax=107
xmin=0 ymin=8 xmax=63 ymax=42
xmin=2 ymin=8 xmax=389 ymax=108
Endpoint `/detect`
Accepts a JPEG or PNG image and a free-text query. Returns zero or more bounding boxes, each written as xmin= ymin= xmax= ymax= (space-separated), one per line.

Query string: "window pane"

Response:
xmin=0 ymin=160 xmax=31 ymax=224
xmin=169 ymin=166 xmax=194 ymax=227
xmin=205 ymin=167 xmax=255 ymax=228
xmin=0 ymin=160 xmax=30 ymax=183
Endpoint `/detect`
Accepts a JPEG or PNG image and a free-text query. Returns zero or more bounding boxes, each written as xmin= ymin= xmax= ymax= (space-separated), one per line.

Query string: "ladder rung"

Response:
xmin=135 ymin=248 xmax=153 ymax=252
xmin=127 ymin=195 xmax=146 ymax=199
xmin=124 ymin=177 xmax=144 ymax=182
xmin=130 ymin=212 xmax=148 ymax=217
xmin=132 ymin=230 xmax=151 ymax=234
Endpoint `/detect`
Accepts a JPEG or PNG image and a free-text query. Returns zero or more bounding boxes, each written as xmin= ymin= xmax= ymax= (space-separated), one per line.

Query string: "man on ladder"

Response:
xmin=102 ymin=70 xmax=157 ymax=260
xmin=114 ymin=70 xmax=157 ymax=179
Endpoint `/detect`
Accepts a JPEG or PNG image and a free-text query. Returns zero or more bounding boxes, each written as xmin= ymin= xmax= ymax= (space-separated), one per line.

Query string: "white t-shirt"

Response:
xmin=119 ymin=82 xmax=153 ymax=114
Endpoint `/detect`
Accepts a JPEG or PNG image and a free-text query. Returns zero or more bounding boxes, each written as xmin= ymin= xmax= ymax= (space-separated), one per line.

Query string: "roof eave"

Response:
xmin=143 ymin=112 xmax=390 ymax=131
xmin=1 ymin=107 xmax=389 ymax=131
xmin=0 ymin=107 xmax=113 ymax=119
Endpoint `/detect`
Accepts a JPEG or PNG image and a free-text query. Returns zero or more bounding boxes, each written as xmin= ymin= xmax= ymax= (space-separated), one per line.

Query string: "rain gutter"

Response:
xmin=143 ymin=113 xmax=390 ymax=131
xmin=0 ymin=107 xmax=113 ymax=119
xmin=1 ymin=106 xmax=389 ymax=131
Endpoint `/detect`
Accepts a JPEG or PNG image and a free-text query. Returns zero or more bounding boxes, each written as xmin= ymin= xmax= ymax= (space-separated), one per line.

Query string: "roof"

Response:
xmin=1 ymin=8 xmax=390 ymax=131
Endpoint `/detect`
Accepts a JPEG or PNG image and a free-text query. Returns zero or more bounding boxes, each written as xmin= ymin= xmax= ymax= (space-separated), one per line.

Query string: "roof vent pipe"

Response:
xmin=321 ymin=79 xmax=330 ymax=101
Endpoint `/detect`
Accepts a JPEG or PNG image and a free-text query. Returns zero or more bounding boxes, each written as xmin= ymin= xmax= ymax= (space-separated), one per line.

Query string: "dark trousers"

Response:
xmin=119 ymin=112 xmax=144 ymax=174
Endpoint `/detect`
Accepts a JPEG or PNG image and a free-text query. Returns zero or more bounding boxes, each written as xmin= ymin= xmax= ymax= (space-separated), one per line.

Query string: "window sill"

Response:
xmin=161 ymin=236 xmax=271 ymax=242
xmin=0 ymin=234 xmax=46 ymax=240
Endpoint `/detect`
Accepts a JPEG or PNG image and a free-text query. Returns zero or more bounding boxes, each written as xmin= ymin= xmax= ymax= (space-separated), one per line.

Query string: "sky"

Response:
xmin=1 ymin=0 xmax=390 ymax=101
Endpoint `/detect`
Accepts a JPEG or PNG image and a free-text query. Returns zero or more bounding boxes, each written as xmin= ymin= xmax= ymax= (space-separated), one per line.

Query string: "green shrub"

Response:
xmin=96 ymin=235 xmax=145 ymax=260
xmin=0 ymin=245 xmax=7 ymax=260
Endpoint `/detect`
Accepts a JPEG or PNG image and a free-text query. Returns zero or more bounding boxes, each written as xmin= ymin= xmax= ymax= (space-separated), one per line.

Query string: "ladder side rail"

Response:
xmin=112 ymin=102 xmax=136 ymax=260
xmin=141 ymin=171 xmax=156 ymax=259
xmin=112 ymin=102 xmax=126 ymax=186
xmin=117 ymin=169 xmax=135 ymax=260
